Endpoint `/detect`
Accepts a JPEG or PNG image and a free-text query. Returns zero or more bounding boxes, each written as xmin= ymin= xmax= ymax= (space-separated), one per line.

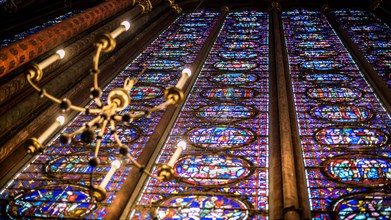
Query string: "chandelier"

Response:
xmin=23 ymin=21 xmax=189 ymax=202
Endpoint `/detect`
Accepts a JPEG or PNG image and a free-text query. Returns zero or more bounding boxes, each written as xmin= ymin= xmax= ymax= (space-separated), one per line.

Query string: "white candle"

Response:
xmin=167 ymin=141 xmax=187 ymax=167
xmin=175 ymin=68 xmax=192 ymax=90
xmin=37 ymin=116 xmax=65 ymax=143
xmin=110 ymin=21 xmax=130 ymax=39
xmin=100 ymin=160 xmax=121 ymax=189
xmin=37 ymin=49 xmax=65 ymax=70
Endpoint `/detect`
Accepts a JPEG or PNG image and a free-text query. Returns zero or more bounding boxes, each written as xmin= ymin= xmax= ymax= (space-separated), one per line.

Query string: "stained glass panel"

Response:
xmin=131 ymin=9 xmax=269 ymax=219
xmin=283 ymin=9 xmax=391 ymax=219
xmin=331 ymin=9 xmax=391 ymax=90
xmin=0 ymin=10 xmax=220 ymax=219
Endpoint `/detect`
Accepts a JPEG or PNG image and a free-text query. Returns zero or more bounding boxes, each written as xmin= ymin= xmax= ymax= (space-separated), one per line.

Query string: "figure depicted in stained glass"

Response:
xmin=175 ymin=155 xmax=252 ymax=185
xmin=156 ymin=195 xmax=249 ymax=219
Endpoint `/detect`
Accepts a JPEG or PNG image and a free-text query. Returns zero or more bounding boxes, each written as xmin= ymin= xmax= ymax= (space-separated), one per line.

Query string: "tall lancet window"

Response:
xmin=129 ymin=9 xmax=270 ymax=219
xmin=283 ymin=9 xmax=391 ymax=219
xmin=331 ymin=9 xmax=391 ymax=90
xmin=0 ymin=10 xmax=220 ymax=219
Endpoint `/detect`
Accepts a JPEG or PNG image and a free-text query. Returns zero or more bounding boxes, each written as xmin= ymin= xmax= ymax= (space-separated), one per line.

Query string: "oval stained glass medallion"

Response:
xmin=232 ymin=22 xmax=261 ymax=28
xmin=142 ymin=60 xmax=183 ymax=70
xmin=303 ymin=73 xmax=351 ymax=84
xmin=332 ymin=193 xmax=391 ymax=220
xmin=307 ymin=87 xmax=362 ymax=103
xmin=208 ymin=73 xmax=258 ymax=85
xmin=310 ymin=105 xmax=373 ymax=123
xmin=226 ymin=34 xmax=260 ymax=41
xmin=300 ymin=50 xmax=339 ymax=59
xmin=219 ymin=51 xmax=258 ymax=59
xmin=301 ymin=60 xmax=345 ymax=71
xmin=130 ymin=86 xmax=164 ymax=101
xmin=297 ymin=41 xmax=334 ymax=50
xmin=151 ymin=50 xmax=190 ymax=59
xmin=201 ymin=87 xmax=257 ymax=100
xmin=187 ymin=126 xmax=255 ymax=149
xmin=156 ymin=195 xmax=249 ymax=219
xmin=44 ymin=151 xmax=117 ymax=180
xmin=315 ymin=126 xmax=387 ymax=149
xmin=6 ymin=185 xmax=96 ymax=219
xmin=174 ymin=155 xmax=252 ymax=185
xmin=293 ymin=33 xmax=325 ymax=41
xmin=228 ymin=29 xmax=260 ymax=34
xmin=223 ymin=42 xmax=260 ymax=50
xmin=196 ymin=104 xmax=257 ymax=122
xmin=214 ymin=61 xmax=257 ymax=71
xmin=138 ymin=72 xmax=175 ymax=84
xmin=323 ymin=155 xmax=391 ymax=187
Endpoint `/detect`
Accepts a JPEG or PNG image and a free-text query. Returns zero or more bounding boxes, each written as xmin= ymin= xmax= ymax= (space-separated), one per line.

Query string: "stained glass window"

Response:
xmin=283 ymin=9 xmax=391 ymax=219
xmin=0 ymin=11 xmax=83 ymax=48
xmin=331 ymin=9 xmax=391 ymax=90
xmin=130 ymin=9 xmax=269 ymax=219
xmin=0 ymin=10 xmax=220 ymax=219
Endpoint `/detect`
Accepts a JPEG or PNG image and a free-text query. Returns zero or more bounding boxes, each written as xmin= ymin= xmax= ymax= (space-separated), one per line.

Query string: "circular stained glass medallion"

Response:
xmin=175 ymin=155 xmax=252 ymax=185
xmin=6 ymin=185 xmax=96 ymax=219
xmin=187 ymin=126 xmax=255 ymax=149
xmin=130 ymin=86 xmax=164 ymax=101
xmin=315 ymin=126 xmax=387 ymax=149
xmin=332 ymin=193 xmax=391 ymax=220
xmin=201 ymin=87 xmax=257 ymax=100
xmin=219 ymin=51 xmax=258 ymax=59
xmin=323 ymin=155 xmax=391 ymax=187
xmin=307 ymin=87 xmax=362 ymax=103
xmin=196 ymin=104 xmax=257 ymax=122
xmin=214 ymin=61 xmax=257 ymax=71
xmin=310 ymin=105 xmax=373 ymax=123
xmin=208 ymin=73 xmax=258 ymax=85
xmin=156 ymin=195 xmax=249 ymax=219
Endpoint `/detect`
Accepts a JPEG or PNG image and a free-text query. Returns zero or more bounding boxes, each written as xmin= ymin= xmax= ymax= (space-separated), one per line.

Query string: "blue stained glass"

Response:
xmin=1 ymin=11 xmax=83 ymax=48
xmin=324 ymin=155 xmax=391 ymax=186
xmin=303 ymin=73 xmax=351 ymax=84
xmin=131 ymin=10 xmax=269 ymax=219
xmin=5 ymin=185 xmax=96 ymax=219
xmin=214 ymin=61 xmax=258 ymax=70
xmin=333 ymin=194 xmax=391 ymax=219
xmin=306 ymin=87 xmax=362 ymax=102
xmin=156 ymin=195 xmax=249 ymax=219
xmin=219 ymin=51 xmax=258 ymax=59
xmin=201 ymin=87 xmax=257 ymax=100
xmin=315 ymin=126 xmax=387 ymax=147
xmin=0 ymin=9 xmax=221 ymax=219
xmin=130 ymin=86 xmax=164 ymax=101
xmin=208 ymin=73 xmax=258 ymax=85
xmin=174 ymin=155 xmax=252 ymax=185
xmin=310 ymin=105 xmax=373 ymax=122
xmin=331 ymin=9 xmax=391 ymax=90
xmin=188 ymin=126 xmax=255 ymax=149
xmin=283 ymin=9 xmax=391 ymax=217
xmin=196 ymin=104 xmax=257 ymax=122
